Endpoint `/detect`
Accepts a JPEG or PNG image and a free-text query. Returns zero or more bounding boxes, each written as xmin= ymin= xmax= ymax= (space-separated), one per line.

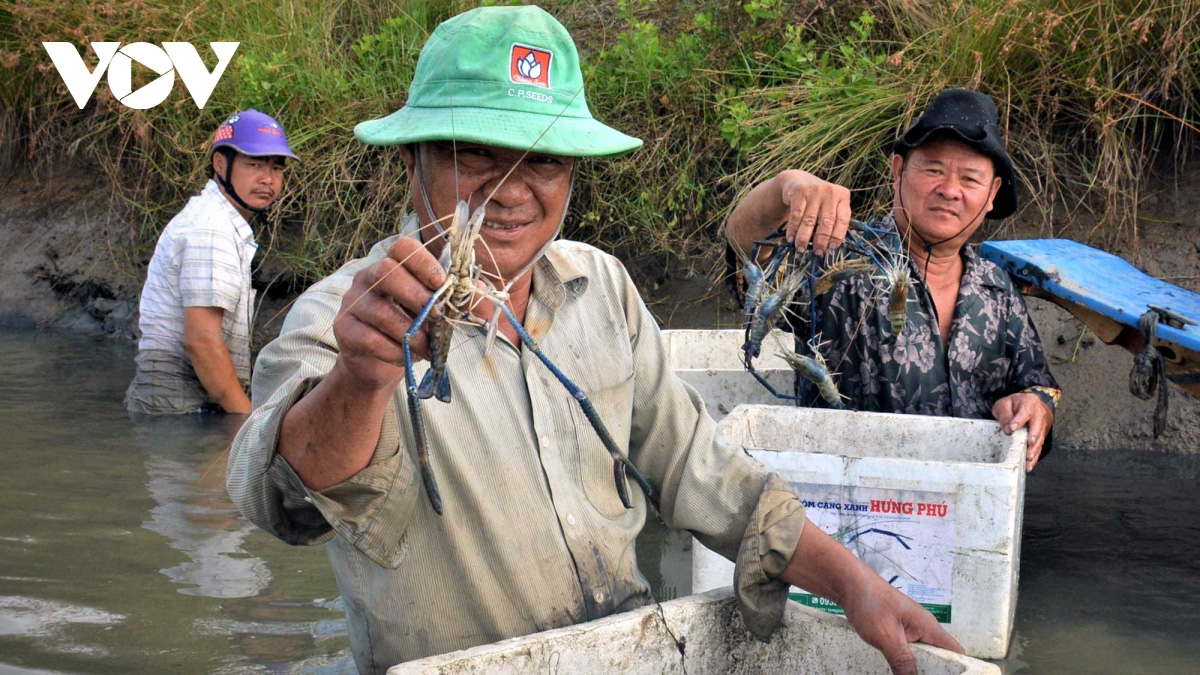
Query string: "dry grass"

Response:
xmin=725 ymin=0 xmax=1200 ymax=247
xmin=1 ymin=0 xmax=1196 ymax=290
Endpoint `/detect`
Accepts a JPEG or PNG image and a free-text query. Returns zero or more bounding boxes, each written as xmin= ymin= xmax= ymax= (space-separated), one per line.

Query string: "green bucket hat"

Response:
xmin=355 ymin=6 xmax=642 ymax=157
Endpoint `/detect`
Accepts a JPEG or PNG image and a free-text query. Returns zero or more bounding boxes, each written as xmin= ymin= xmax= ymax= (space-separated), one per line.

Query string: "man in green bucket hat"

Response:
xmin=228 ymin=6 xmax=959 ymax=673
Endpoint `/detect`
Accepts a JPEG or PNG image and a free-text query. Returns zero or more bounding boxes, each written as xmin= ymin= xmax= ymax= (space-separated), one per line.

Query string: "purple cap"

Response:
xmin=211 ymin=109 xmax=299 ymax=162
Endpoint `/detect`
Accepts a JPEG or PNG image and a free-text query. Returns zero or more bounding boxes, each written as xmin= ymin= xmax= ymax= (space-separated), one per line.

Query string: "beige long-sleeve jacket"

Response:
xmin=227 ymin=226 xmax=804 ymax=673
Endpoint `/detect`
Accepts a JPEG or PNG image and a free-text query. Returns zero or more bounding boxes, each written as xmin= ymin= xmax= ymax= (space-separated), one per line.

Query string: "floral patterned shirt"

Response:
xmin=731 ymin=214 xmax=1061 ymax=422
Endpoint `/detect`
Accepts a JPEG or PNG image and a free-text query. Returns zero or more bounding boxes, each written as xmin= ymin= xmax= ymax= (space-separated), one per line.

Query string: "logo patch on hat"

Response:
xmin=509 ymin=43 xmax=551 ymax=89
xmin=257 ymin=125 xmax=283 ymax=137
xmin=214 ymin=124 xmax=234 ymax=142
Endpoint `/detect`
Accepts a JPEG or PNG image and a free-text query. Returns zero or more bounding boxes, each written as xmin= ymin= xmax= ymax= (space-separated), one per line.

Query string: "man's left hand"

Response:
xmin=781 ymin=520 xmax=962 ymax=675
xmin=839 ymin=570 xmax=964 ymax=675
xmin=992 ymin=393 xmax=1054 ymax=472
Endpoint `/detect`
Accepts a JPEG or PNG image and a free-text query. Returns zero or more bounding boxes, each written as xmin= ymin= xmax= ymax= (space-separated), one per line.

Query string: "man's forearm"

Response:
xmin=186 ymin=338 xmax=251 ymax=413
xmin=777 ymin=516 xmax=869 ymax=606
xmin=277 ymin=360 xmax=397 ymax=491
xmin=777 ymin=516 xmax=963 ymax=672
xmin=726 ymin=175 xmax=787 ymax=260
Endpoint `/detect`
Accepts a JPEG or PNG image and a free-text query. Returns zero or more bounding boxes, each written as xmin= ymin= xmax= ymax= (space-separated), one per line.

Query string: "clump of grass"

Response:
xmin=0 ymin=0 xmax=467 ymax=284
xmin=3 ymin=0 xmax=737 ymax=288
xmin=569 ymin=1 xmax=733 ymax=265
xmin=0 ymin=0 xmax=736 ymax=288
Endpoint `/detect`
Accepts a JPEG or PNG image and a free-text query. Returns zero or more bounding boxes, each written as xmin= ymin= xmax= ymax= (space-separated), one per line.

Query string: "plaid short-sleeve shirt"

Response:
xmin=126 ymin=179 xmax=258 ymax=414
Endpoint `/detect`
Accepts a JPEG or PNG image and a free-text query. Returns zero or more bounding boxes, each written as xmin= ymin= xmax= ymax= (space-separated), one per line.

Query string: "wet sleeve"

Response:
xmin=615 ymin=263 xmax=806 ymax=640
xmin=226 ymin=243 xmax=419 ymax=567
xmin=176 ymin=224 xmax=243 ymax=312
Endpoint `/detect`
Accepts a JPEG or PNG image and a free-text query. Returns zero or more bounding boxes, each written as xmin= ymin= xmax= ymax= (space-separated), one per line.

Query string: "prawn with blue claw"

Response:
xmin=396 ymin=194 xmax=654 ymax=515
xmin=737 ymin=219 xmax=913 ymax=407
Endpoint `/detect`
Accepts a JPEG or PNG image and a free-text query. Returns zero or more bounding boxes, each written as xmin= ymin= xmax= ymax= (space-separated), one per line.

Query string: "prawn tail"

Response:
xmin=888 ymin=282 xmax=909 ymax=339
xmin=417 ymin=368 xmax=452 ymax=403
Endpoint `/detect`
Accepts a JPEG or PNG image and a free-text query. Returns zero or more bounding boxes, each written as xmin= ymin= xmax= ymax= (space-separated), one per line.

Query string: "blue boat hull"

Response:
xmin=980 ymin=239 xmax=1200 ymax=396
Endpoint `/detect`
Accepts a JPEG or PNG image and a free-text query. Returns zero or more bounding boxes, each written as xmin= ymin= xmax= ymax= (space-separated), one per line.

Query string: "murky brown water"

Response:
xmin=1 ymin=329 xmax=1197 ymax=673
xmin=0 ymin=331 xmax=351 ymax=673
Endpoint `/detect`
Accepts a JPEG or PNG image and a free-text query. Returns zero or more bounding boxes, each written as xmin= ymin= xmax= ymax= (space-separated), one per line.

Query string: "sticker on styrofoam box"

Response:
xmin=790 ymin=482 xmax=956 ymax=623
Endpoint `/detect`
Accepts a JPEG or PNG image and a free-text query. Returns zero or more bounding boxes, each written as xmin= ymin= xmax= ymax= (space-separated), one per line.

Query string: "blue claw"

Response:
xmin=499 ymin=304 xmax=655 ymax=510
xmin=404 ymin=290 xmax=446 ymax=515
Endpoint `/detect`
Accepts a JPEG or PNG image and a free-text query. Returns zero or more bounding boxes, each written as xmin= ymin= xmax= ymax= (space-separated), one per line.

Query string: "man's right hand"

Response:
xmin=333 ymin=236 xmax=447 ymax=391
xmin=838 ymin=566 xmax=963 ymax=675
xmin=775 ymin=169 xmax=852 ymax=255
xmin=726 ymin=169 xmax=852 ymax=261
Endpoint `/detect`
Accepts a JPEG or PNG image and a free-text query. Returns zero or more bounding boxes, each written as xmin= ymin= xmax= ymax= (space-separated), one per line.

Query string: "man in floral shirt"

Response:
xmin=726 ymin=89 xmax=1060 ymax=471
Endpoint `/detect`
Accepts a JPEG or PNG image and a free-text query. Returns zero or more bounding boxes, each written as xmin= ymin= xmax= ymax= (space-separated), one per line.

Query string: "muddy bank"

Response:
xmin=1026 ymin=297 xmax=1200 ymax=452
xmin=2 ymin=172 xmax=1197 ymax=454
xmin=0 ymin=176 xmax=140 ymax=338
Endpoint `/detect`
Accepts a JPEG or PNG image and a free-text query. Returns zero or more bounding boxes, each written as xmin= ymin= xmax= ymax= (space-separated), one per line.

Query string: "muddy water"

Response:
xmin=999 ymin=448 xmax=1200 ymax=673
xmin=0 ymin=331 xmax=352 ymax=673
xmin=1 ymin=329 xmax=1198 ymax=673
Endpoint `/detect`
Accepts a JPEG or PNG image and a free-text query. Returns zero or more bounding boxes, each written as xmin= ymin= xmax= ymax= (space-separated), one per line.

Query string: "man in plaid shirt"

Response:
xmin=125 ymin=109 xmax=299 ymax=415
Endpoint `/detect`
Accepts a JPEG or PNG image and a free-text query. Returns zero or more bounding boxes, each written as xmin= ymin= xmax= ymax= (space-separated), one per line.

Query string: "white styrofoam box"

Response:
xmin=390 ymin=588 xmax=1000 ymax=675
xmin=693 ymin=404 xmax=1027 ymax=659
xmin=663 ymin=328 xmax=793 ymax=419
xmin=651 ymin=328 xmax=793 ymax=597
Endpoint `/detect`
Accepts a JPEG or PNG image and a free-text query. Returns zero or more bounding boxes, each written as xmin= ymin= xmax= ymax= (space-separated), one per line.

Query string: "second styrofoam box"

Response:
xmin=662 ymin=328 xmax=792 ymax=419
xmin=692 ymin=404 xmax=1027 ymax=659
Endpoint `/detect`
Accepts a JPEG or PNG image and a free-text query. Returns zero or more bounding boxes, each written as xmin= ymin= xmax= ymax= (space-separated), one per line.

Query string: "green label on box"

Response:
xmin=790 ymin=592 xmax=952 ymax=624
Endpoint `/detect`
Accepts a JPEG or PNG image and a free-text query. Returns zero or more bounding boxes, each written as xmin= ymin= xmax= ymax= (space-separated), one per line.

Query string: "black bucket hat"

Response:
xmin=892 ymin=88 xmax=1018 ymax=219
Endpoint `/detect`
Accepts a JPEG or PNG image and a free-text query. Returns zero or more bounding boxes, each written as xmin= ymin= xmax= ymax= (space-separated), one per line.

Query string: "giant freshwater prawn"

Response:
xmin=736 ymin=216 xmax=915 ymax=409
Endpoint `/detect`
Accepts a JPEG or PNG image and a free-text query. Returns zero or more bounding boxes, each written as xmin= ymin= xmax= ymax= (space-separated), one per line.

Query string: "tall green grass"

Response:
xmin=1 ymin=0 xmax=1197 ymax=290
